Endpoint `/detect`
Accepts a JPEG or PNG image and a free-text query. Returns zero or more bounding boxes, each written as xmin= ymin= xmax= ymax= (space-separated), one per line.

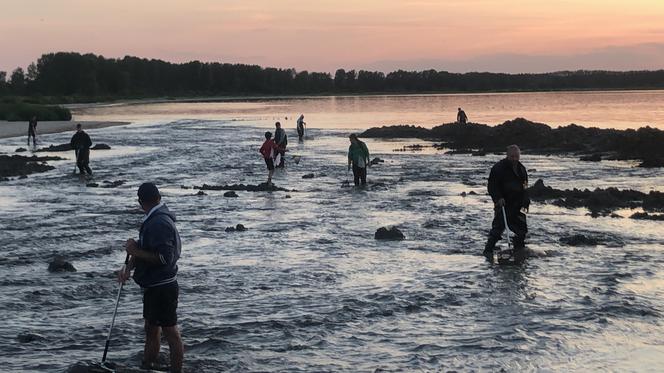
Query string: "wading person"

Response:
xmin=296 ymin=114 xmax=306 ymax=141
xmin=259 ymin=131 xmax=279 ymax=185
xmin=70 ymin=123 xmax=93 ymax=175
xmin=457 ymin=107 xmax=468 ymax=124
xmin=347 ymin=133 xmax=370 ymax=186
xmin=484 ymin=145 xmax=530 ymax=262
xmin=274 ymin=121 xmax=287 ymax=168
xmin=118 ymin=183 xmax=184 ymax=372
xmin=27 ymin=115 xmax=37 ymax=146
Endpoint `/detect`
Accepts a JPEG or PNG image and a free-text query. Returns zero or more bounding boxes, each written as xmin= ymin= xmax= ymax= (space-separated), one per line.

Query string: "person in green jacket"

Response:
xmin=347 ymin=133 xmax=370 ymax=186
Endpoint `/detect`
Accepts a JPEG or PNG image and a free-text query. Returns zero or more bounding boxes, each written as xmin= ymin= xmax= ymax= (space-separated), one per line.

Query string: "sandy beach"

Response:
xmin=0 ymin=120 xmax=130 ymax=140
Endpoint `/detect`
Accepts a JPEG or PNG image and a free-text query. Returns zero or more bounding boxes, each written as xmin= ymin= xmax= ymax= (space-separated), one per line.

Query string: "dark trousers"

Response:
xmin=487 ymin=205 xmax=527 ymax=249
xmin=352 ymin=165 xmax=367 ymax=186
xmin=28 ymin=132 xmax=36 ymax=145
xmin=77 ymin=149 xmax=93 ymax=175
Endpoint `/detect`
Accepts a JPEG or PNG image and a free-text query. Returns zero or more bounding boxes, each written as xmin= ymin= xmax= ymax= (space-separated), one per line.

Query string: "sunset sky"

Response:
xmin=2 ymin=0 xmax=664 ymax=74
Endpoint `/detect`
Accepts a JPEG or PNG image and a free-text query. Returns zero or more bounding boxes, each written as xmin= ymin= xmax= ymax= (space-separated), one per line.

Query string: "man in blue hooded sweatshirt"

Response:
xmin=118 ymin=182 xmax=183 ymax=372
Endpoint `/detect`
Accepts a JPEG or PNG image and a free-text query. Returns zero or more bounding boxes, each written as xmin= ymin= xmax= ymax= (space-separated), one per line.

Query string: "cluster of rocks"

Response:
xmin=528 ymin=179 xmax=664 ymax=217
xmin=0 ymin=154 xmax=62 ymax=179
xmin=375 ymin=226 xmax=405 ymax=240
xmin=225 ymin=224 xmax=247 ymax=232
xmin=360 ymin=118 xmax=664 ymax=166
xmin=86 ymin=180 xmax=126 ymax=188
xmin=35 ymin=143 xmax=111 ymax=152
xmin=193 ymin=183 xmax=289 ymax=192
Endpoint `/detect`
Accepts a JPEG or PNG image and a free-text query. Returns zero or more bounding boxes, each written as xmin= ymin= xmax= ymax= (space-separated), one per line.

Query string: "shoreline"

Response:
xmin=0 ymin=120 xmax=130 ymax=140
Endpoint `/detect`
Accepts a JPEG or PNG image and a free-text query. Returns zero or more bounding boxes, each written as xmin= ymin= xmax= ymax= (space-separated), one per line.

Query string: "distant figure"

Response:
xmin=117 ymin=182 xmax=184 ymax=372
xmin=70 ymin=123 xmax=93 ymax=175
xmin=273 ymin=121 xmax=287 ymax=168
xmin=484 ymin=145 xmax=530 ymax=262
xmin=347 ymin=133 xmax=370 ymax=186
xmin=27 ymin=116 xmax=37 ymax=146
xmin=296 ymin=114 xmax=306 ymax=141
xmin=457 ymin=107 xmax=468 ymax=124
xmin=259 ymin=131 xmax=279 ymax=185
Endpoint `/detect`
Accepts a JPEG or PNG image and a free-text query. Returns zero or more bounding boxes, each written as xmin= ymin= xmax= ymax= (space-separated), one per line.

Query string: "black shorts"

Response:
xmin=143 ymin=281 xmax=179 ymax=327
xmin=264 ymin=158 xmax=275 ymax=171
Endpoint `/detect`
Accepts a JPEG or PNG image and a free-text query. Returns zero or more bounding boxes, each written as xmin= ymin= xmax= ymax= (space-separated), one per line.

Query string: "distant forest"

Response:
xmin=2 ymin=52 xmax=664 ymax=100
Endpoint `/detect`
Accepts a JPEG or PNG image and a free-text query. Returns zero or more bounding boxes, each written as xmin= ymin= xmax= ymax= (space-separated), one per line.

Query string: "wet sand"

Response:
xmin=0 ymin=120 xmax=130 ymax=139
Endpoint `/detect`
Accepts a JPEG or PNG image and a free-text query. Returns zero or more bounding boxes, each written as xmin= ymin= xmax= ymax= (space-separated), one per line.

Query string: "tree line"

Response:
xmin=1 ymin=52 xmax=664 ymax=99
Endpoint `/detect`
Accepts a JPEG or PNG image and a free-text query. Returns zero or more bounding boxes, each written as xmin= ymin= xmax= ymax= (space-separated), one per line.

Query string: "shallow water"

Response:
xmin=73 ymin=90 xmax=664 ymax=130
xmin=1 ymin=118 xmax=664 ymax=372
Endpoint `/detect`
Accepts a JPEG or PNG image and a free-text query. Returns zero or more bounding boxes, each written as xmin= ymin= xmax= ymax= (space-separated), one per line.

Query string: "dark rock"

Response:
xmin=360 ymin=125 xmax=432 ymax=138
xmin=35 ymin=143 xmax=72 ymax=152
xmin=18 ymin=175 xmax=27 ymax=179
xmin=223 ymin=191 xmax=239 ymax=197
xmin=285 ymin=195 xmax=292 ymax=199
xmin=468 ymin=191 xmax=477 ymax=195
xmin=580 ymin=154 xmax=602 ymax=162
xmin=630 ymin=212 xmax=664 ymax=220
xmin=48 ymin=256 xmax=77 ymax=272
xmin=15 ymin=147 xmax=27 ymax=152
xmin=0 ymin=155 xmax=62 ymax=178
xmin=375 ymin=226 xmax=405 ymax=240
xmin=226 ymin=224 xmax=247 ymax=232
xmin=91 ymin=143 xmax=111 ymax=150
xmin=370 ymin=157 xmax=385 ymax=165
xmin=101 ymin=180 xmax=125 ymax=188
xmin=362 ymin=118 xmax=664 ymax=164
xmin=17 ymin=332 xmax=46 ymax=343
xmin=302 ymin=173 xmax=315 ymax=179
xmin=638 ymin=158 xmax=664 ymax=168
xmin=559 ymin=233 xmax=623 ymax=247
xmin=194 ymin=183 xmax=289 ymax=192
xmin=394 ymin=144 xmax=425 ymax=152
xmin=86 ymin=183 xmax=99 ymax=187
xmin=460 ymin=192 xmax=467 ymax=197
xmin=528 ymin=168 xmax=537 ymax=172
xmin=196 ymin=190 xmax=207 ymax=196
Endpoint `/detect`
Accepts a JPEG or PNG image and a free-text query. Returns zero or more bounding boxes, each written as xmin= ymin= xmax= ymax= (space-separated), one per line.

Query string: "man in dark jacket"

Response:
xmin=70 ymin=123 xmax=93 ymax=175
xmin=273 ymin=121 xmax=287 ymax=168
xmin=484 ymin=145 xmax=529 ymax=261
xmin=118 ymin=183 xmax=183 ymax=372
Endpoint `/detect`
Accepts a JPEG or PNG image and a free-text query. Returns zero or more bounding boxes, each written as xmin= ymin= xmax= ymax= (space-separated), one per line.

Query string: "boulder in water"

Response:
xmin=17 ymin=332 xmax=46 ymax=343
xmin=15 ymin=147 xmax=27 ymax=152
xmin=91 ymin=143 xmax=111 ymax=150
xmin=223 ymin=191 xmax=238 ymax=197
xmin=236 ymin=224 xmax=247 ymax=232
xmin=370 ymin=157 xmax=385 ymax=165
xmin=36 ymin=143 xmax=72 ymax=152
xmin=196 ymin=190 xmax=207 ymax=196
xmin=375 ymin=226 xmax=405 ymax=240
xmin=48 ymin=256 xmax=77 ymax=272
xmin=302 ymin=173 xmax=315 ymax=179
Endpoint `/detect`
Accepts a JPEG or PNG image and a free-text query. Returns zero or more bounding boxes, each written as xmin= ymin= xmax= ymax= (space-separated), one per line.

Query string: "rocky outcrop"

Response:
xmin=194 ymin=183 xmax=289 ymax=192
xmin=528 ymin=179 xmax=664 ymax=216
xmin=559 ymin=233 xmax=624 ymax=247
xmin=630 ymin=212 xmax=664 ymax=220
xmin=225 ymin=224 xmax=247 ymax=232
xmin=48 ymin=256 xmax=76 ymax=272
xmin=0 ymin=155 xmax=62 ymax=178
xmin=302 ymin=173 xmax=315 ymax=179
xmin=15 ymin=147 xmax=27 ymax=153
xmin=91 ymin=143 xmax=111 ymax=150
xmin=223 ymin=191 xmax=239 ymax=197
xmin=375 ymin=226 xmax=405 ymax=240
xmin=35 ymin=143 xmax=72 ymax=152
xmin=361 ymin=118 xmax=664 ymax=165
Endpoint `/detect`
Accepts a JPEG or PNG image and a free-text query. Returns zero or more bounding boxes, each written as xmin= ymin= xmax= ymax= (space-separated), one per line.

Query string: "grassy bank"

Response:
xmin=0 ymin=99 xmax=72 ymax=121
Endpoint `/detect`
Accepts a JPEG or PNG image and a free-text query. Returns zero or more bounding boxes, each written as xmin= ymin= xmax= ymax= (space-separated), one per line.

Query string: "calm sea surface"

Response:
xmin=73 ymin=90 xmax=664 ymax=130
xmin=1 ymin=91 xmax=663 ymax=372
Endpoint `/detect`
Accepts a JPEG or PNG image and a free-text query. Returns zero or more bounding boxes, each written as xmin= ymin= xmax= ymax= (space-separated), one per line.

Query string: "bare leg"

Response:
xmin=162 ymin=326 xmax=184 ymax=373
xmin=144 ymin=321 xmax=161 ymax=367
xmin=268 ymin=169 xmax=274 ymax=185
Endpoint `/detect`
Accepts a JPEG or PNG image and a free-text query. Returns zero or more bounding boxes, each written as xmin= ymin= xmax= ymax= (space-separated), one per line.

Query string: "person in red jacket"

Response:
xmin=259 ymin=131 xmax=279 ymax=185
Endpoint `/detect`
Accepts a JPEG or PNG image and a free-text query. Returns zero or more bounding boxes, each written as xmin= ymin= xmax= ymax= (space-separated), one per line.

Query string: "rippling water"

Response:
xmin=1 ymin=117 xmax=664 ymax=372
